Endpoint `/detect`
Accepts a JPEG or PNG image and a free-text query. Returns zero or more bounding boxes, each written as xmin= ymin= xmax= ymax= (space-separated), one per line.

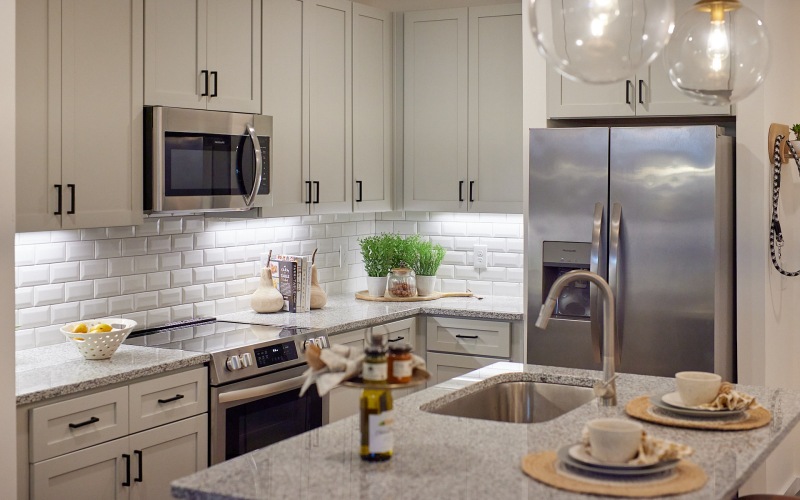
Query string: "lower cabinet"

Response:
xmin=426 ymin=351 xmax=502 ymax=386
xmin=31 ymin=414 xmax=207 ymax=500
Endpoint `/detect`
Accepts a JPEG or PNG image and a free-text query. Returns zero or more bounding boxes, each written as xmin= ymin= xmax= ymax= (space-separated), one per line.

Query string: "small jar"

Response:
xmin=386 ymin=266 xmax=417 ymax=298
xmin=388 ymin=343 xmax=413 ymax=384
xmin=362 ymin=346 xmax=388 ymax=382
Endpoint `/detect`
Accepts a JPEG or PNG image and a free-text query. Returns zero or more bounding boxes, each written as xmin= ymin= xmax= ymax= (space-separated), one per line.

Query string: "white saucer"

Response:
xmin=650 ymin=393 xmax=745 ymax=419
xmin=567 ymin=444 xmax=678 ymax=471
xmin=557 ymin=444 xmax=679 ymax=477
xmin=662 ymin=392 xmax=708 ymax=410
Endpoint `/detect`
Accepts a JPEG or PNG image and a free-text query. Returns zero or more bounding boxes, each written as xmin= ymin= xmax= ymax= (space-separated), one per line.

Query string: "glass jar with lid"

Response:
xmin=386 ymin=265 xmax=417 ymax=298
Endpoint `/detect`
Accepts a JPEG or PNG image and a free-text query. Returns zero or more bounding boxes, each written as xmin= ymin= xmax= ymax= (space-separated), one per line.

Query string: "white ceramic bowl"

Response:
xmin=61 ymin=318 xmax=137 ymax=360
xmin=675 ymin=371 xmax=722 ymax=407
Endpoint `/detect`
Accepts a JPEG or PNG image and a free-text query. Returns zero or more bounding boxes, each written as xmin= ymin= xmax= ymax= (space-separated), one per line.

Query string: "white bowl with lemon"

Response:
xmin=61 ymin=318 xmax=137 ymax=360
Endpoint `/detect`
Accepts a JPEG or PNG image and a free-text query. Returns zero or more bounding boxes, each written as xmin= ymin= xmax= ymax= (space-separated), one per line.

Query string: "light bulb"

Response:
xmin=530 ymin=0 xmax=675 ymax=84
xmin=665 ymin=0 xmax=770 ymax=105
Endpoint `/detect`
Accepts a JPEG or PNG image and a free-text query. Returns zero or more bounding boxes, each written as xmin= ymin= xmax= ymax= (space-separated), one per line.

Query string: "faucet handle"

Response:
xmin=593 ymin=374 xmax=619 ymax=399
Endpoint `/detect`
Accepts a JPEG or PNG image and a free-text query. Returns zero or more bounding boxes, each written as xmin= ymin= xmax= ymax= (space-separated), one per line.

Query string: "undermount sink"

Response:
xmin=423 ymin=378 xmax=595 ymax=424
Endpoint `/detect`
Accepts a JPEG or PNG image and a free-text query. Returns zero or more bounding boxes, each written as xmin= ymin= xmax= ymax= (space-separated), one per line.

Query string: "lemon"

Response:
xmin=89 ymin=323 xmax=112 ymax=333
xmin=72 ymin=323 xmax=88 ymax=334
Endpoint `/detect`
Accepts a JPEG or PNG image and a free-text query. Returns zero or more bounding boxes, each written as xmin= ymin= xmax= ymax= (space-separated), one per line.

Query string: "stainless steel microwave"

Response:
xmin=144 ymin=106 xmax=272 ymax=214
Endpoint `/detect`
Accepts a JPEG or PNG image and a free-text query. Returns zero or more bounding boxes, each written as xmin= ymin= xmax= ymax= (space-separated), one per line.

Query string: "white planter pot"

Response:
xmin=366 ymin=276 xmax=388 ymax=297
xmin=416 ymin=275 xmax=437 ymax=296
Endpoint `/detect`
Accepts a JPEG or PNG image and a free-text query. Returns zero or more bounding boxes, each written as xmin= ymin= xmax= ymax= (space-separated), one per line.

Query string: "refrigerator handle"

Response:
xmin=609 ymin=203 xmax=623 ymax=366
xmin=589 ymin=203 xmax=604 ymax=363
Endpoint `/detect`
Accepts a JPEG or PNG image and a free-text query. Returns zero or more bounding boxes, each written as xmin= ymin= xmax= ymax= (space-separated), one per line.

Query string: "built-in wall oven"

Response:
xmin=126 ymin=320 xmax=330 ymax=465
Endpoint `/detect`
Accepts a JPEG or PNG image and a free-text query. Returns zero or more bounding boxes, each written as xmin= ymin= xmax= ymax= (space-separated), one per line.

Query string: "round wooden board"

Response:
xmin=625 ymin=396 xmax=772 ymax=431
xmin=354 ymin=290 xmax=473 ymax=302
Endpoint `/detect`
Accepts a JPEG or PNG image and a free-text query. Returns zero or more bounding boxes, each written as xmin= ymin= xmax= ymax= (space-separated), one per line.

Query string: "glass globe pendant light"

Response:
xmin=664 ymin=0 xmax=770 ymax=106
xmin=529 ymin=0 xmax=675 ymax=84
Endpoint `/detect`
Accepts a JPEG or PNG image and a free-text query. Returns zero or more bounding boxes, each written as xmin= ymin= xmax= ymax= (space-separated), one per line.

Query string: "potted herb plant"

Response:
xmin=359 ymin=233 xmax=399 ymax=297
xmin=413 ymin=240 xmax=446 ymax=296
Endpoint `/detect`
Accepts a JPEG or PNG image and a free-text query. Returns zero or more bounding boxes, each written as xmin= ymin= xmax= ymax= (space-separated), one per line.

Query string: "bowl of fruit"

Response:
xmin=61 ymin=318 xmax=138 ymax=360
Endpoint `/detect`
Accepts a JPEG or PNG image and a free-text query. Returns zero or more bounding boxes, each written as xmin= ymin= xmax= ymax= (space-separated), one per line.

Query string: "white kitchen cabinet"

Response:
xmin=403 ymin=4 xmax=522 ymax=213
xmin=144 ymin=0 xmax=261 ymax=113
xmin=426 ymin=351 xmax=500 ymax=386
xmin=16 ymin=0 xmax=143 ymax=232
xmin=352 ymin=2 xmax=392 ymax=212
xmin=547 ymin=0 xmax=732 ymax=119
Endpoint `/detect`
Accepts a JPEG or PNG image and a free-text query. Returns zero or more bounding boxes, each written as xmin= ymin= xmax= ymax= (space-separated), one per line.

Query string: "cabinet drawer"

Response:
xmin=129 ymin=367 xmax=208 ymax=434
xmin=30 ymin=386 xmax=129 ymax=463
xmin=426 ymin=352 xmax=500 ymax=386
xmin=372 ymin=318 xmax=416 ymax=350
xmin=426 ymin=317 xmax=510 ymax=358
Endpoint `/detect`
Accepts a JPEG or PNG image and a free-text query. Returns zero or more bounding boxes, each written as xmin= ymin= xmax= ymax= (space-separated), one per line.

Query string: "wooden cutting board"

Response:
xmin=354 ymin=290 xmax=474 ymax=302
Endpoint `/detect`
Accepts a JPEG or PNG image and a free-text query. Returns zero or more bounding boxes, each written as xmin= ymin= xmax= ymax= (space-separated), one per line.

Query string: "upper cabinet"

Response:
xmin=16 ymin=0 xmax=144 ymax=232
xmin=403 ymin=4 xmax=522 ymax=213
xmin=144 ymin=0 xmax=261 ymax=114
xmin=547 ymin=0 xmax=733 ymax=119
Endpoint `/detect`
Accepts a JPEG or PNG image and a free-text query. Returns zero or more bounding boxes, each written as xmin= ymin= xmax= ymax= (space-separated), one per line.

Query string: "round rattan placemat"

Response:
xmin=625 ymin=396 xmax=772 ymax=431
xmin=521 ymin=451 xmax=707 ymax=498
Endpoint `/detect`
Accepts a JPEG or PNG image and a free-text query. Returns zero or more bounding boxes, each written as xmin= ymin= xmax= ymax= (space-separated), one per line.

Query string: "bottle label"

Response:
xmin=368 ymin=410 xmax=394 ymax=453
xmin=363 ymin=361 xmax=388 ymax=381
xmin=392 ymin=359 xmax=413 ymax=378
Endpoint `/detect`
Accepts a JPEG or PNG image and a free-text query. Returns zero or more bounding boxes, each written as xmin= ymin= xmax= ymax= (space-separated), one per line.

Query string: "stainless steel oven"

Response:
xmin=144 ymin=106 xmax=272 ymax=214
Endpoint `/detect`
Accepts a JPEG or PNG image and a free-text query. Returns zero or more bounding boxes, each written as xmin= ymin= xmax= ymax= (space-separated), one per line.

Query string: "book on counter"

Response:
xmin=269 ymin=254 xmax=311 ymax=312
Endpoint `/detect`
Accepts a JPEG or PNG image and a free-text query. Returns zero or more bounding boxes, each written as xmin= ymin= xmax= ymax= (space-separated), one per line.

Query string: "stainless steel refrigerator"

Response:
xmin=527 ymin=126 xmax=734 ymax=380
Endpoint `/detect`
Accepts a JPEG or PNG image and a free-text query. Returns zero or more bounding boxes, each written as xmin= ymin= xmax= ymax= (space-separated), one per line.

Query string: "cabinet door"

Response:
xmin=373 ymin=318 xmax=419 ymax=399
xmin=59 ymin=0 xmax=144 ymax=229
xmin=206 ymin=0 xmax=261 ymax=113
xmin=129 ymin=415 xmax=208 ymax=500
xmin=426 ymin=351 xmax=500 ymax=387
xmin=16 ymin=0 xmax=61 ymax=231
xmin=262 ymin=0 xmax=309 ymax=217
xmin=546 ymin=65 xmax=636 ymax=118
xmin=467 ymin=4 xmax=522 ymax=214
xmin=305 ymin=0 xmax=353 ymax=215
xmin=327 ymin=329 xmax=365 ymax=423
xmin=144 ymin=0 xmax=207 ymax=110
xmin=31 ymin=437 xmax=129 ymax=500
xmin=404 ymin=8 xmax=468 ymax=212
xmin=352 ymin=3 xmax=392 ymax=213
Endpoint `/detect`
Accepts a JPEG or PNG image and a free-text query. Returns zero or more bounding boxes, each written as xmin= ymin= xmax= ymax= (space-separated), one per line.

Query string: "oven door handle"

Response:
xmin=218 ymin=375 xmax=306 ymax=405
xmin=241 ymin=123 xmax=263 ymax=208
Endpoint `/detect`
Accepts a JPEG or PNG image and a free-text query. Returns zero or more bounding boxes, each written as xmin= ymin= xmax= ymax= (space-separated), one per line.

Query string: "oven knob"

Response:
xmin=301 ymin=339 xmax=315 ymax=352
xmin=315 ymin=336 xmax=329 ymax=349
xmin=240 ymin=352 xmax=253 ymax=368
xmin=226 ymin=355 xmax=242 ymax=371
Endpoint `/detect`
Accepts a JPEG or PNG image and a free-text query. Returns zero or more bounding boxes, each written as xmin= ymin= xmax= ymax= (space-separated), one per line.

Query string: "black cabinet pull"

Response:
xmin=305 ymin=181 xmax=312 ymax=204
xmin=157 ymin=394 xmax=185 ymax=404
xmin=455 ymin=334 xmax=479 ymax=339
xmin=387 ymin=336 xmax=404 ymax=343
xmin=54 ymin=184 xmax=62 ymax=215
xmin=200 ymin=70 xmax=209 ymax=97
xmin=210 ymin=71 xmax=218 ymax=97
xmin=459 ymin=181 xmax=464 ymax=202
xmin=67 ymin=184 xmax=75 ymax=214
xmin=356 ymin=180 xmax=363 ymax=202
xmin=638 ymin=79 xmax=645 ymax=105
xmin=625 ymin=80 xmax=632 ymax=104
xmin=68 ymin=416 xmax=99 ymax=429
xmin=313 ymin=181 xmax=320 ymax=203
xmin=469 ymin=181 xmax=474 ymax=202
xmin=122 ymin=453 xmax=131 ymax=487
xmin=134 ymin=450 xmax=143 ymax=482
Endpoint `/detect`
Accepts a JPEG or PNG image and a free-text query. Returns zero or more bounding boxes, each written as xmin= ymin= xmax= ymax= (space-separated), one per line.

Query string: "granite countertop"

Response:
xmin=172 ymin=362 xmax=800 ymax=500
xmin=16 ymin=343 xmax=209 ymax=405
xmin=218 ymin=292 xmax=524 ymax=334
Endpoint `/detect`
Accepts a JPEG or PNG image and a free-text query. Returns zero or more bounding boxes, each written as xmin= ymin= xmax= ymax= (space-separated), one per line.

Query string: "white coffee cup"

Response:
xmin=586 ymin=418 xmax=643 ymax=464
xmin=675 ymin=371 xmax=722 ymax=407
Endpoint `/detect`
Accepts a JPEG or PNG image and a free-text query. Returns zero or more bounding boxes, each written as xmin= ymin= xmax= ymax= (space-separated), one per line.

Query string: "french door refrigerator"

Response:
xmin=527 ymin=126 xmax=734 ymax=379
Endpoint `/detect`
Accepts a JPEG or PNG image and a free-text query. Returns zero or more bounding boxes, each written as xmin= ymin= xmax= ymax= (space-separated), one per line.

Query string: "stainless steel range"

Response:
xmin=126 ymin=319 xmax=330 ymax=465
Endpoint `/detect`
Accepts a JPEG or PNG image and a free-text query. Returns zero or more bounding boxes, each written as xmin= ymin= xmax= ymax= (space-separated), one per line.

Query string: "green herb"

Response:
xmin=414 ymin=240 xmax=446 ymax=276
xmin=359 ymin=233 xmax=401 ymax=277
xmin=792 ymin=124 xmax=800 ymax=140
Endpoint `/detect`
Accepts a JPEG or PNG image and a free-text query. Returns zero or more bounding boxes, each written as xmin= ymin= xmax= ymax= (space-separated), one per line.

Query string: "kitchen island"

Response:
xmin=171 ymin=362 xmax=800 ymax=499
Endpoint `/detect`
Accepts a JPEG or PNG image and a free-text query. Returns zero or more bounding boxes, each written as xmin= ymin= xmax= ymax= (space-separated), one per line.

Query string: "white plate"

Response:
xmin=567 ymin=444 xmax=678 ymax=471
xmin=557 ymin=445 xmax=679 ymax=477
xmin=650 ymin=393 xmax=745 ymax=419
xmin=662 ymin=391 xmax=712 ymax=410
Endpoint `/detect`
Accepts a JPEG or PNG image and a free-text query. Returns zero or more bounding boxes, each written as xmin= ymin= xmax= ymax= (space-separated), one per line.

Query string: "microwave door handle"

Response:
xmin=608 ymin=202 xmax=622 ymax=366
xmin=589 ymin=202 xmax=604 ymax=363
xmin=242 ymin=123 xmax=263 ymax=208
xmin=218 ymin=375 xmax=306 ymax=405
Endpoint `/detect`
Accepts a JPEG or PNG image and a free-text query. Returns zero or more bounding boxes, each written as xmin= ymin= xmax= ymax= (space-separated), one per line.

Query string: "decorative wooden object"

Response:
xmin=250 ymin=250 xmax=284 ymax=313
xmin=768 ymin=123 xmax=793 ymax=164
xmin=310 ymin=249 xmax=327 ymax=309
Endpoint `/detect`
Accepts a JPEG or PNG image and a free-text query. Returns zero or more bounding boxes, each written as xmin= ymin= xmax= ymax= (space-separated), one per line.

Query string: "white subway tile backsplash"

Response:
xmin=493 ymin=223 xmax=520 ymax=238
xmin=146 ymin=307 xmax=171 ymax=327
xmin=466 ymin=280 xmax=493 ymax=296
xmin=440 ymin=279 xmax=467 ymax=293
xmin=135 ymin=218 xmax=159 ymax=236
xmin=215 ymin=230 xmax=237 ymax=248
xmin=235 ymin=262 xmax=254 ymax=279
xmin=82 ymin=228 xmax=108 ymax=240
xmin=16 ymin=329 xmax=36 ymax=351
xmin=374 ymin=221 xmax=393 ymax=234
xmin=184 ymin=217 xmax=204 ymax=233
xmin=147 ymin=236 xmax=172 ymax=254
xmin=108 ymin=295 xmax=134 ymax=315
xmin=161 ymin=218 xmax=182 ymax=234
xmin=193 ymin=266 xmax=215 ymax=284
xmin=147 ymin=272 xmax=171 ymax=291
xmin=134 ymin=255 xmax=159 ymax=273
xmin=122 ymin=237 xmax=148 ymax=256
xmin=507 ymin=238 xmax=524 ymax=253
xmin=172 ymin=234 xmax=194 ymax=252
xmin=80 ymin=259 xmax=108 ymax=280
xmin=35 ymin=243 xmax=66 ymax=264
xmin=50 ymin=230 xmax=82 ymax=243
xmin=493 ymin=282 xmax=522 ymax=297
xmin=109 ymin=257 xmax=135 ymax=277
xmin=215 ymin=298 xmax=237 ymax=315
xmin=50 ymin=262 xmax=80 ymax=284
xmin=419 ymin=222 xmax=442 ymax=236
xmin=80 ymin=299 xmax=108 ymax=319
xmin=226 ymin=280 xmax=247 ymax=297
xmin=480 ymin=238 xmax=506 ymax=253
xmin=183 ymin=250 xmax=204 ymax=268
xmin=493 ymin=253 xmax=523 ymax=268
xmin=507 ymin=267 xmax=524 ymax=282
xmin=33 ymin=284 xmax=64 ymax=306
xmin=108 ymin=226 xmax=135 ymax=239
xmin=94 ymin=278 xmax=121 ymax=298
xmin=19 ymin=265 xmax=50 ymax=287
xmin=18 ymin=232 xmax=51 ymax=245
xmin=430 ymin=236 xmax=455 ymax=250
xmin=65 ymin=281 xmax=94 ymax=302
xmin=454 ymin=237 xmax=479 ymax=251
xmin=454 ymin=266 xmax=479 ymax=280
xmin=171 ymin=304 xmax=193 ymax=322
xmin=479 ymin=267 xmax=506 ymax=281
xmin=16 ymin=287 xmax=34 ymax=309
xmin=171 ymin=269 xmax=193 ymax=288
xmin=205 ymin=283 xmax=225 ymax=300
xmin=19 ymin=306 xmax=51 ymax=328
xmin=442 ymin=251 xmax=467 ymax=266
xmin=35 ymin=326 xmax=67 ymax=347
xmin=15 ymin=247 xmax=35 ymax=266
xmin=51 ymin=302 xmax=80 ymax=324
xmin=135 ymin=292 xmax=159 ymax=311
xmin=159 ymin=288 xmax=182 ymax=307
xmin=121 ymin=275 xmax=147 ymax=295
xmin=194 ymin=301 xmax=215 ymax=318
xmin=436 ymin=265 xmax=455 ymax=279
xmin=159 ymin=252 xmax=182 ymax=271
xmin=225 ymin=247 xmax=246 ymax=264
xmin=195 ymin=232 xmax=215 ymax=249
xmin=96 ymin=239 xmax=123 ymax=259
xmin=204 ymin=248 xmax=225 ymax=266
xmin=441 ymin=222 xmax=467 ymax=237
xmin=215 ymin=264 xmax=235 ymax=282
xmin=183 ymin=285 xmax=204 ymax=303
xmin=66 ymin=241 xmax=95 ymax=261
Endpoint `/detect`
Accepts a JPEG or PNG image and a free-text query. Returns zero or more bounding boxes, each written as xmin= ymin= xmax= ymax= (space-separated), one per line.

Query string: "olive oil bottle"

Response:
xmin=359 ymin=388 xmax=393 ymax=461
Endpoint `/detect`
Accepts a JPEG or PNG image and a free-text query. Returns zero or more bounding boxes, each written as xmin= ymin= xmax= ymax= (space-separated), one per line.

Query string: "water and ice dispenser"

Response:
xmin=541 ymin=242 xmax=591 ymax=319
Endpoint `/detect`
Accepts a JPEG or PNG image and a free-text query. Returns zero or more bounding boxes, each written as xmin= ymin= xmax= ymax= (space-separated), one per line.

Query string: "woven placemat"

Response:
xmin=521 ymin=451 xmax=707 ymax=498
xmin=625 ymin=396 xmax=772 ymax=431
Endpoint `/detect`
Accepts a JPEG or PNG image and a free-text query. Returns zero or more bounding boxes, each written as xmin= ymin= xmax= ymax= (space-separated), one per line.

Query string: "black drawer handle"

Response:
xmin=638 ymin=79 xmax=645 ymax=104
xmin=306 ymin=181 xmax=312 ymax=204
xmin=455 ymin=334 xmax=479 ymax=339
xmin=388 ymin=336 xmax=405 ymax=343
xmin=68 ymin=416 xmax=99 ymax=429
xmin=54 ymin=184 xmax=62 ymax=215
xmin=134 ymin=450 xmax=143 ymax=482
xmin=210 ymin=71 xmax=218 ymax=97
xmin=469 ymin=181 xmax=474 ymax=202
xmin=356 ymin=180 xmax=363 ymax=202
xmin=201 ymin=70 xmax=209 ymax=96
xmin=122 ymin=453 xmax=131 ymax=487
xmin=67 ymin=184 xmax=75 ymax=214
xmin=459 ymin=181 xmax=464 ymax=202
xmin=157 ymin=394 xmax=185 ymax=404
xmin=625 ymin=80 xmax=632 ymax=104
xmin=313 ymin=181 xmax=320 ymax=203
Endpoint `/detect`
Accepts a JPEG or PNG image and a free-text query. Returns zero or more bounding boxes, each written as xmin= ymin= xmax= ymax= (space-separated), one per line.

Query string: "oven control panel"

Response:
xmin=254 ymin=341 xmax=298 ymax=368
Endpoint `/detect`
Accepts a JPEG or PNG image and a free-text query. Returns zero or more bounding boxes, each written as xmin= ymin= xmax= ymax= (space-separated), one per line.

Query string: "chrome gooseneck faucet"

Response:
xmin=535 ymin=270 xmax=617 ymax=407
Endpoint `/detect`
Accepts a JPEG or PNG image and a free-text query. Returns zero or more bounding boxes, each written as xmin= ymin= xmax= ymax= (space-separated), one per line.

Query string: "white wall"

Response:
xmin=1 ymin=0 xmax=17 ymax=496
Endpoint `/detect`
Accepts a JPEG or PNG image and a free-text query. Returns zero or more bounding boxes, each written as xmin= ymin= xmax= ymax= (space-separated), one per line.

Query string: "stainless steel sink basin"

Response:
xmin=424 ymin=380 xmax=595 ymax=423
